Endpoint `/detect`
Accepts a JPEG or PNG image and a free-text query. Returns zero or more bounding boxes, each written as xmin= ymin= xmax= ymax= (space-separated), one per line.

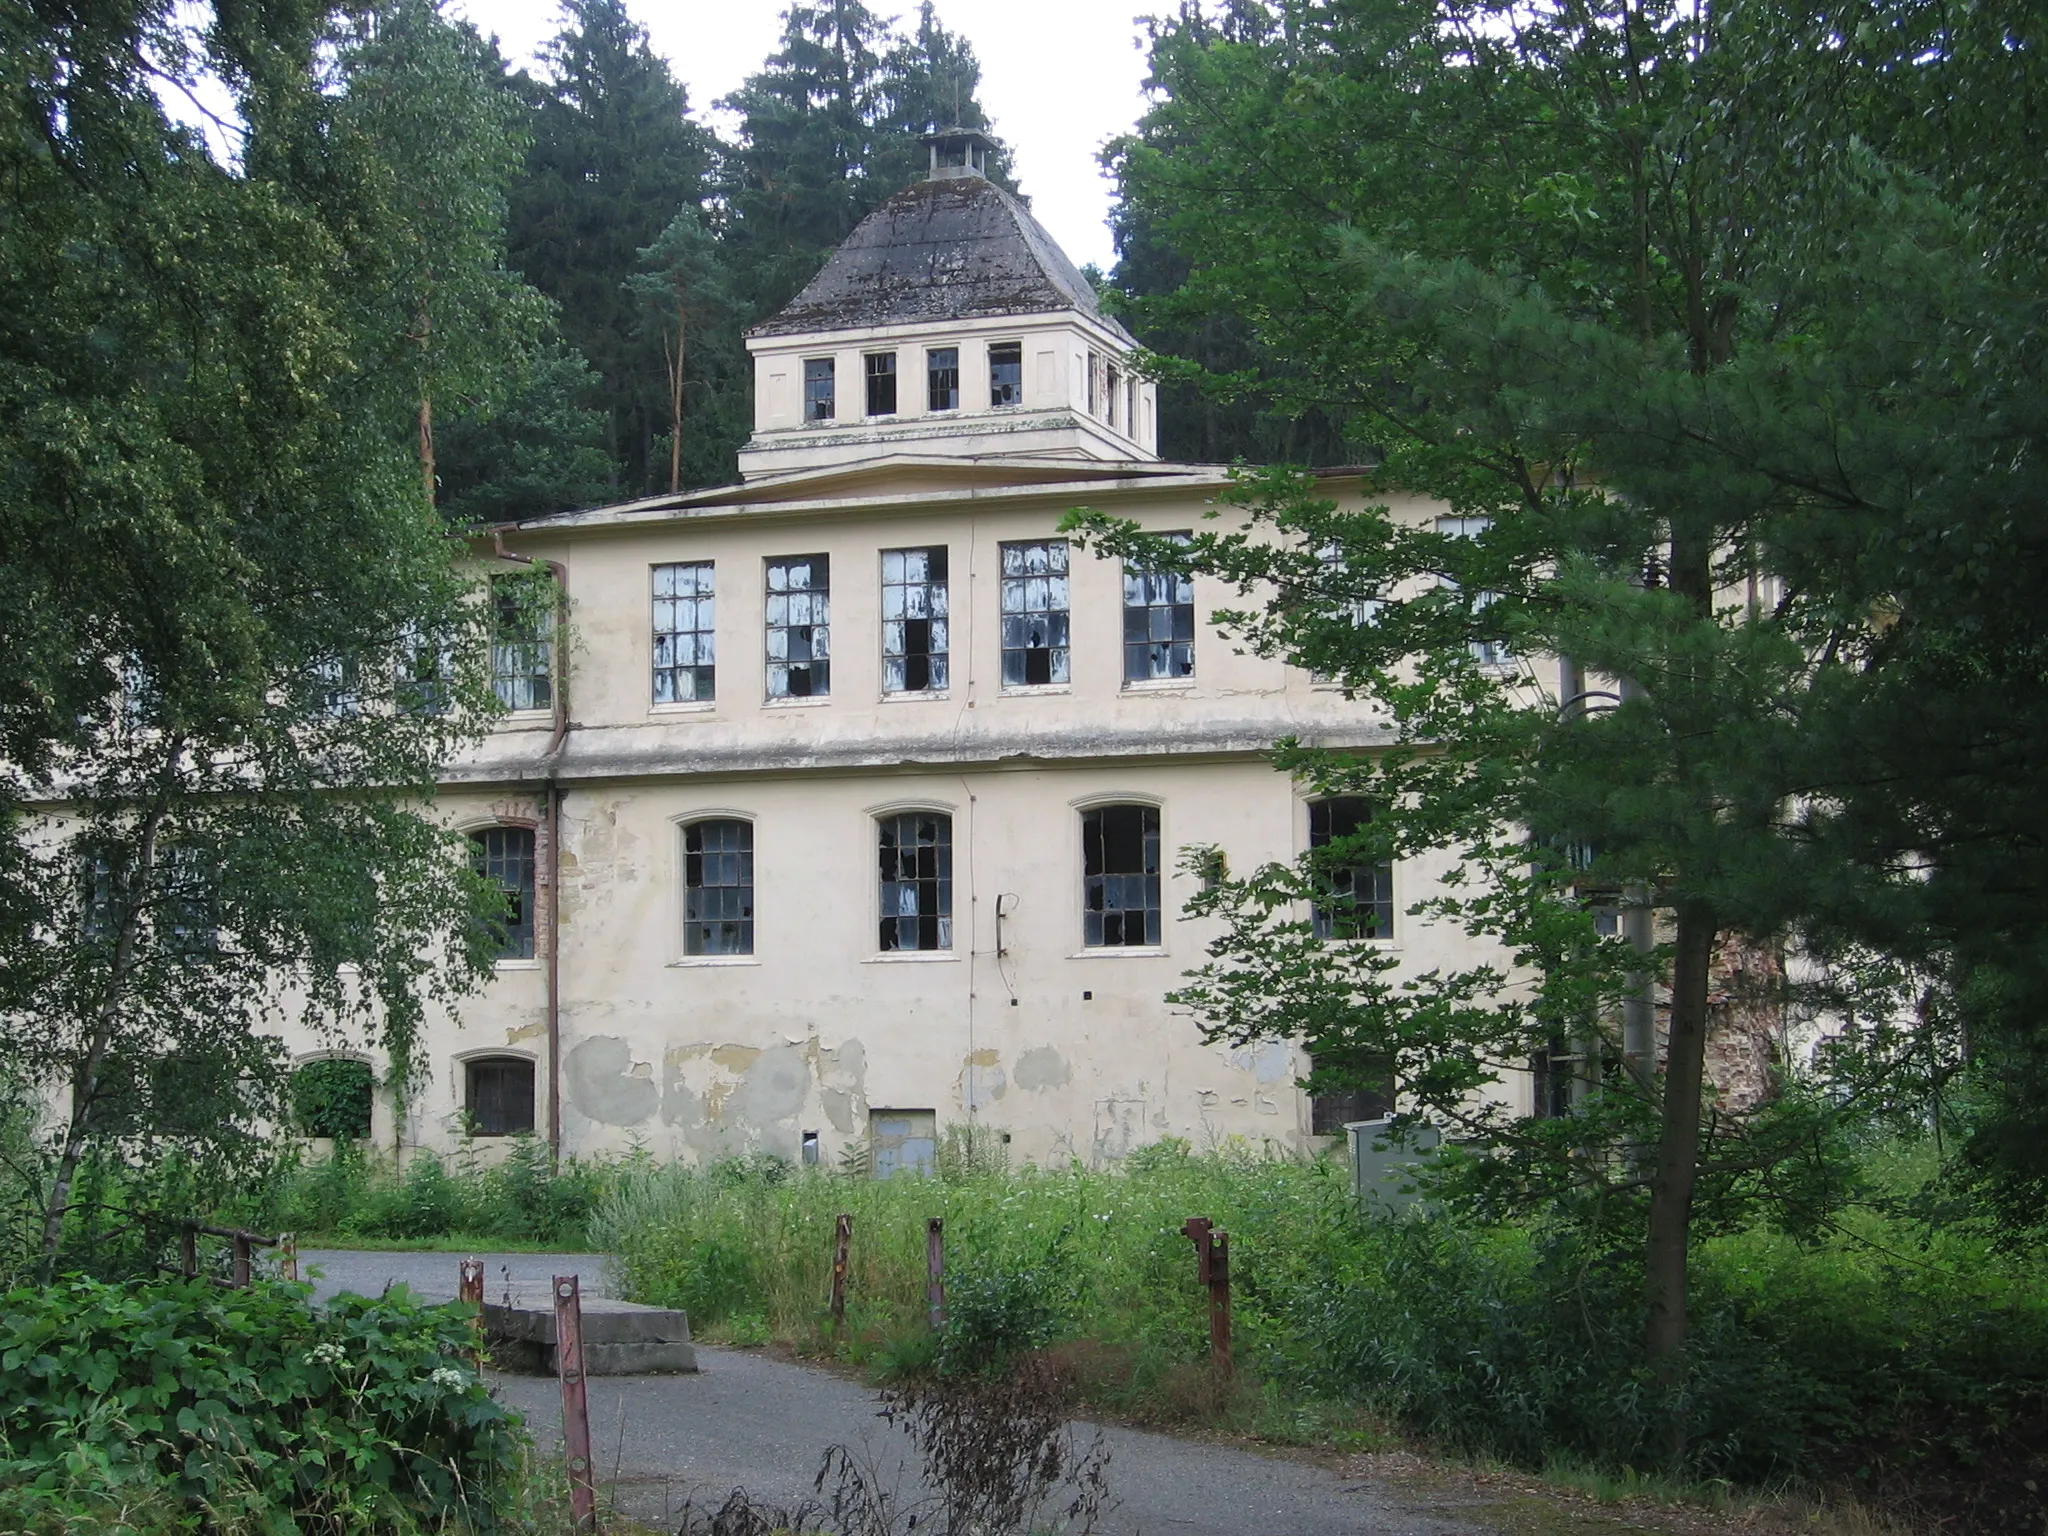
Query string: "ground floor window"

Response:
xmin=1308 ymin=1048 xmax=1394 ymax=1136
xmin=291 ymin=1058 xmax=374 ymax=1141
xmin=465 ymin=1056 xmax=535 ymax=1137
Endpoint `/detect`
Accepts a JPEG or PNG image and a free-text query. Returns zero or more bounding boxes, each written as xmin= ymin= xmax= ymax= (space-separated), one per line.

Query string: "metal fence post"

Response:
xmin=554 ymin=1275 xmax=598 ymax=1532
xmin=829 ymin=1213 xmax=852 ymax=1324
xmin=925 ymin=1217 xmax=946 ymax=1332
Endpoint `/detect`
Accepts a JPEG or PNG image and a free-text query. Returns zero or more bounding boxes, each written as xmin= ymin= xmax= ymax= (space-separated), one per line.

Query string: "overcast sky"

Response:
xmin=447 ymin=0 xmax=1163 ymax=273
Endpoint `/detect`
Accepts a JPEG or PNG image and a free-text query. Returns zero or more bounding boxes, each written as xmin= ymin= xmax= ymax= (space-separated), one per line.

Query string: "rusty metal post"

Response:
xmin=279 ymin=1233 xmax=298 ymax=1283
xmin=925 ymin=1217 xmax=946 ymax=1332
xmin=231 ymin=1232 xmax=252 ymax=1290
xmin=1207 ymin=1231 xmax=1234 ymax=1379
xmin=180 ymin=1223 xmax=197 ymax=1279
xmin=554 ymin=1275 xmax=598 ymax=1532
xmin=459 ymin=1258 xmax=487 ymax=1368
xmin=829 ymin=1213 xmax=852 ymax=1324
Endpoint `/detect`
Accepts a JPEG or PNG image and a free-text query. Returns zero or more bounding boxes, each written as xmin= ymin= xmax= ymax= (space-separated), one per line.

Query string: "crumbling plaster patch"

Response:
xmin=656 ymin=1034 xmax=868 ymax=1164
xmin=1013 ymin=1045 xmax=1070 ymax=1091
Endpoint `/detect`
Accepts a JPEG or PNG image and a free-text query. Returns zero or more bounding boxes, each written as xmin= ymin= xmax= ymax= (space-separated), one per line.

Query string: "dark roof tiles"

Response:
xmin=750 ymin=175 xmax=1133 ymax=341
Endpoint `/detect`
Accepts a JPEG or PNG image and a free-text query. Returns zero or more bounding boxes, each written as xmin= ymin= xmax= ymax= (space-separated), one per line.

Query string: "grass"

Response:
xmin=294 ymin=1232 xmax=596 ymax=1253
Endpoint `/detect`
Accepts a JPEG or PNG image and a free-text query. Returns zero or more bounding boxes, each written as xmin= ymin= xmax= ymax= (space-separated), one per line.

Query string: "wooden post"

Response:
xmin=459 ymin=1259 xmax=486 ymax=1370
xmin=231 ymin=1232 xmax=252 ymax=1290
xmin=1181 ymin=1217 xmax=1232 ymax=1379
xmin=279 ymin=1232 xmax=298 ymax=1283
xmin=554 ymin=1275 xmax=598 ymax=1532
xmin=925 ymin=1217 xmax=946 ymax=1332
xmin=180 ymin=1223 xmax=197 ymax=1279
xmin=829 ymin=1213 xmax=852 ymax=1324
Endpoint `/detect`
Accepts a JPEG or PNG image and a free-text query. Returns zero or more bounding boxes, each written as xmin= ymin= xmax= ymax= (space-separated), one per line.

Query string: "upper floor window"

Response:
xmin=1436 ymin=515 xmax=1511 ymax=668
xmin=804 ymin=358 xmax=835 ymax=422
xmin=465 ymin=1055 xmax=535 ymax=1137
xmin=1308 ymin=798 xmax=1393 ymax=940
xmin=882 ymin=547 xmax=948 ymax=693
xmin=399 ymin=623 xmax=452 ymax=717
xmin=491 ymin=578 xmax=552 ymax=712
xmin=927 ymin=347 xmax=959 ymax=411
xmin=1106 ymin=362 xmax=1122 ymax=428
xmin=1082 ymin=804 xmax=1160 ymax=948
xmin=683 ymin=819 xmax=753 ymax=956
xmin=471 ymin=826 xmax=537 ymax=961
xmin=653 ymin=561 xmax=715 ymax=704
xmin=765 ymin=555 xmax=830 ymax=698
xmin=865 ymin=352 xmax=897 ymax=416
xmin=989 ymin=341 xmax=1022 ymax=406
xmin=878 ymin=812 xmax=952 ymax=952
xmin=1085 ymin=350 xmax=1102 ymax=415
xmin=312 ymin=655 xmax=361 ymax=717
xmin=162 ymin=844 xmax=218 ymax=956
xmin=1123 ymin=535 xmax=1195 ymax=683
xmin=1000 ymin=539 xmax=1070 ymax=687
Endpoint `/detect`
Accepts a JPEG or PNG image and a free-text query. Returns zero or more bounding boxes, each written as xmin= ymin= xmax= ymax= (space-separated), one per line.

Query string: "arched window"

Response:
xmin=1081 ymin=804 xmax=1160 ymax=947
xmin=470 ymin=827 xmax=536 ymax=960
xmin=1308 ymin=798 xmax=1393 ymax=939
xmin=684 ymin=819 xmax=754 ymax=955
xmin=878 ymin=812 xmax=952 ymax=952
xmin=291 ymin=1058 xmax=374 ymax=1141
xmin=464 ymin=1056 xmax=535 ymax=1137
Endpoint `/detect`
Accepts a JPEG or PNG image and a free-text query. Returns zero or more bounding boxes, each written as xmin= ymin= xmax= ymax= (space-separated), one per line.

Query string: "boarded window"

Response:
xmin=927 ymin=347 xmax=959 ymax=411
xmin=882 ymin=547 xmax=949 ymax=693
xmin=999 ymin=539 xmax=1070 ymax=687
xmin=470 ymin=826 xmax=537 ymax=960
xmin=684 ymin=819 xmax=753 ymax=955
xmin=865 ymin=352 xmax=897 ymax=416
xmin=653 ymin=561 xmax=715 ymax=703
xmin=1082 ymin=804 xmax=1161 ymax=947
xmin=1122 ymin=534 xmax=1195 ymax=682
xmin=870 ymin=1108 xmax=937 ymax=1179
xmin=989 ymin=341 xmax=1022 ymax=406
xmin=765 ymin=555 xmax=830 ymax=698
xmin=804 ymin=357 xmax=835 ymax=421
xmin=465 ymin=1056 xmax=535 ymax=1137
xmin=491 ymin=579 xmax=553 ymax=711
xmin=879 ymin=812 xmax=952 ymax=952
xmin=1309 ymin=798 xmax=1393 ymax=940
xmin=1309 ymin=1049 xmax=1394 ymax=1135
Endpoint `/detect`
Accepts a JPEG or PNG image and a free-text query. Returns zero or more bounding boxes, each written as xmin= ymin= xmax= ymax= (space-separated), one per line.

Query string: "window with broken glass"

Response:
xmin=1308 ymin=798 xmax=1394 ymax=940
xmin=999 ymin=539 xmax=1070 ymax=687
xmin=465 ymin=1056 xmax=535 ymax=1136
xmin=653 ymin=561 xmax=715 ymax=703
xmin=804 ymin=357 xmax=835 ymax=421
xmin=1310 ymin=543 xmax=1383 ymax=682
xmin=491 ymin=579 xmax=552 ymax=711
xmin=989 ymin=341 xmax=1022 ymax=406
xmin=398 ymin=624 xmax=453 ymax=716
xmin=882 ymin=547 xmax=948 ymax=693
xmin=927 ymin=347 xmax=959 ymax=411
xmin=1435 ymin=515 xmax=1512 ymax=667
xmin=312 ymin=655 xmax=361 ymax=717
xmin=878 ymin=812 xmax=952 ymax=952
xmin=684 ymin=818 xmax=753 ymax=956
xmin=470 ymin=826 xmax=536 ymax=961
xmin=1082 ymin=804 xmax=1161 ymax=947
xmin=162 ymin=844 xmax=218 ymax=956
xmin=1122 ymin=534 xmax=1195 ymax=682
xmin=865 ymin=352 xmax=897 ymax=416
xmin=765 ymin=554 xmax=830 ymax=698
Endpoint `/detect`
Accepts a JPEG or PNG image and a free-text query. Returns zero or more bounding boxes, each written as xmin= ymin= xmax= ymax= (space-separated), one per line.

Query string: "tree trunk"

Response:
xmin=418 ymin=394 xmax=436 ymax=506
xmin=668 ymin=303 xmax=685 ymax=495
xmin=1643 ymin=901 xmax=1716 ymax=1440
xmin=40 ymin=798 xmax=172 ymax=1279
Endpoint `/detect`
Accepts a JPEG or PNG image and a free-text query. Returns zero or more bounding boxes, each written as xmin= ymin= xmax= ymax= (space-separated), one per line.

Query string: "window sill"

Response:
xmin=763 ymin=695 xmax=832 ymax=709
xmin=881 ymin=689 xmax=949 ymax=703
xmin=1068 ymin=946 xmax=1171 ymax=960
xmin=668 ymin=955 xmax=760 ymax=968
xmin=999 ymin=684 xmax=1071 ymax=698
xmin=649 ymin=701 xmax=717 ymax=718
xmin=864 ymin=951 xmax=959 ymax=964
xmin=492 ymin=959 xmax=542 ymax=972
xmin=497 ymin=710 xmax=555 ymax=727
xmin=1122 ymin=678 xmax=1196 ymax=694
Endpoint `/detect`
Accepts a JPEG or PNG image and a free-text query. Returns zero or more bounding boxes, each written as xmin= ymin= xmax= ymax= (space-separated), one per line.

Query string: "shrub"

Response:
xmin=289 ymin=1058 xmax=375 ymax=1142
xmin=0 ymin=1274 xmax=526 ymax=1532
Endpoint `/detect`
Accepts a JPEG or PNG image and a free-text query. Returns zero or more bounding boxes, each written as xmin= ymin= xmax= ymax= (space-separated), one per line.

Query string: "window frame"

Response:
xmin=864 ymin=351 xmax=898 ymax=417
xmin=881 ymin=546 xmax=950 ymax=695
xmin=463 ymin=1054 xmax=536 ymax=1138
xmin=1307 ymin=797 xmax=1395 ymax=942
xmin=988 ymin=340 xmax=1022 ymax=407
xmin=999 ymin=538 xmax=1071 ymax=689
xmin=681 ymin=817 xmax=754 ymax=957
xmin=764 ymin=554 xmax=831 ymax=700
xmin=1080 ymin=802 xmax=1163 ymax=949
xmin=469 ymin=825 xmax=538 ymax=962
xmin=926 ymin=346 xmax=960 ymax=412
xmin=652 ymin=560 xmax=716 ymax=705
xmin=490 ymin=577 xmax=553 ymax=713
xmin=876 ymin=810 xmax=954 ymax=954
xmin=804 ymin=357 xmax=836 ymax=422
xmin=1121 ymin=533 xmax=1195 ymax=684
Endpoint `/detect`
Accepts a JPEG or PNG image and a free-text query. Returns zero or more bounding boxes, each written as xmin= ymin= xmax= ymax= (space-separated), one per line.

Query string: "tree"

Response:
xmin=627 ymin=207 xmax=744 ymax=495
xmin=435 ymin=341 xmax=615 ymax=523
xmin=507 ymin=0 xmax=717 ymax=495
xmin=0 ymin=0 xmax=542 ymax=1275
xmin=1081 ymin=0 xmax=2048 ymax=1446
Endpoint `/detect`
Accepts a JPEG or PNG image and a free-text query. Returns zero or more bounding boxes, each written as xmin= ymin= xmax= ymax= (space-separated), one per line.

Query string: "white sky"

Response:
xmin=448 ymin=0 xmax=1163 ymax=272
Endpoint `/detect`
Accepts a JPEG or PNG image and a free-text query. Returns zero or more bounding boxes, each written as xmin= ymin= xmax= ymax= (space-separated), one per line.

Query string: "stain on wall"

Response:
xmin=1013 ymin=1045 xmax=1070 ymax=1091
xmin=564 ymin=1036 xmax=660 ymax=1126
xmin=652 ymin=1033 xmax=868 ymax=1163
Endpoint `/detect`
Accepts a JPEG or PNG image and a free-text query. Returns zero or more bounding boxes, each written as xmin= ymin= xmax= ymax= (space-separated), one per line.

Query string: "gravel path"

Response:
xmin=301 ymin=1249 xmax=1485 ymax=1535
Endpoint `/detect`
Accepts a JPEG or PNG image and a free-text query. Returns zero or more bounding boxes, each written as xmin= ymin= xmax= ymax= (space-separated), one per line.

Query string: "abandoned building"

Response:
xmin=295 ymin=130 xmax=1572 ymax=1171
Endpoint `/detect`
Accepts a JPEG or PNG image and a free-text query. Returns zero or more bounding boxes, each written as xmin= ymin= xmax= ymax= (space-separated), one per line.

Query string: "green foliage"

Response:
xmin=0 ymin=1275 xmax=525 ymax=1532
xmin=291 ymin=1059 xmax=376 ymax=1142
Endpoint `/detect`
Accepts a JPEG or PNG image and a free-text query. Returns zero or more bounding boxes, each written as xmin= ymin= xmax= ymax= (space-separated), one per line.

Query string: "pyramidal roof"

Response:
xmin=749 ymin=175 xmax=1134 ymax=341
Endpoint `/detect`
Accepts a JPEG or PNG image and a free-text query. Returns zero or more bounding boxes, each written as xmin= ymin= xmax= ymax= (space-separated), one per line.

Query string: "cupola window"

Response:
xmin=804 ymin=357 xmax=835 ymax=422
xmin=865 ymin=352 xmax=897 ymax=416
xmin=927 ymin=348 xmax=959 ymax=411
xmin=989 ymin=342 xmax=1022 ymax=407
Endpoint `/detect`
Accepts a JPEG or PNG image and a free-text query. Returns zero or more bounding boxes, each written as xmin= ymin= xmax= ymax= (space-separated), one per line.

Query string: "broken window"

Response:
xmin=1309 ymin=1049 xmax=1395 ymax=1135
xmin=162 ymin=844 xmax=218 ymax=957
xmin=81 ymin=849 xmax=122 ymax=945
xmin=1531 ymin=1035 xmax=1581 ymax=1120
xmin=491 ymin=579 xmax=553 ymax=711
xmin=927 ymin=347 xmax=959 ymax=411
xmin=765 ymin=555 xmax=830 ymax=698
xmin=1436 ymin=515 xmax=1512 ymax=667
xmin=865 ymin=351 xmax=897 ymax=416
xmin=683 ymin=818 xmax=753 ymax=956
xmin=1123 ymin=534 xmax=1195 ymax=682
xmin=1309 ymin=798 xmax=1394 ymax=940
xmin=878 ymin=812 xmax=952 ymax=952
xmin=398 ymin=623 xmax=453 ymax=716
xmin=470 ymin=826 xmax=536 ymax=961
xmin=465 ymin=1056 xmax=535 ymax=1137
xmin=999 ymin=539 xmax=1070 ymax=687
xmin=882 ymin=547 xmax=949 ymax=693
xmin=1310 ymin=543 xmax=1384 ymax=682
xmin=312 ymin=655 xmax=361 ymax=717
xmin=1086 ymin=350 xmax=1101 ymax=415
xmin=653 ymin=561 xmax=716 ymax=703
xmin=1082 ymin=804 xmax=1161 ymax=947
xmin=804 ymin=357 xmax=835 ymax=421
xmin=989 ymin=341 xmax=1022 ymax=406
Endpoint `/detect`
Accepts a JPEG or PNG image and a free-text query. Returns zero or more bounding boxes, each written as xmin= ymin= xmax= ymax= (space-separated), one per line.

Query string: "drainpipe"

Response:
xmin=494 ymin=532 xmax=571 ymax=1165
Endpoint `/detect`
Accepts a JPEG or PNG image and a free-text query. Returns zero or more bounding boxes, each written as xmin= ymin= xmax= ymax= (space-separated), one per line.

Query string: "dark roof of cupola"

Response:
xmin=748 ymin=175 xmax=1134 ymax=341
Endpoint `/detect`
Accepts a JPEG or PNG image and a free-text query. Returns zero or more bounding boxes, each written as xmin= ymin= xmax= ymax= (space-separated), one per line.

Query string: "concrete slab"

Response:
xmin=483 ymin=1293 xmax=697 ymax=1376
